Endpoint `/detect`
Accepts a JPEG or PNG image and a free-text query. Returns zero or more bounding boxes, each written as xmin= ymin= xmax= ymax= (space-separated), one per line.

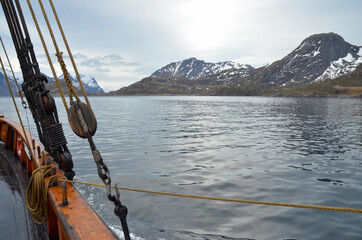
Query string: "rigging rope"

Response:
xmin=30 ymin=0 xmax=90 ymax=106
xmin=25 ymin=0 xmax=69 ymax=112
xmin=0 ymin=41 xmax=34 ymax=161
xmin=34 ymin=0 xmax=80 ymax=103
xmin=60 ymin=178 xmax=362 ymax=214
xmin=25 ymin=171 xmax=362 ymax=230
xmin=48 ymin=0 xmax=91 ymax=108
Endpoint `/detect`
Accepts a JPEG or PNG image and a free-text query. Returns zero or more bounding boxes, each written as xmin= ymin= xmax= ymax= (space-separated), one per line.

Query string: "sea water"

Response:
xmin=1 ymin=96 xmax=361 ymax=239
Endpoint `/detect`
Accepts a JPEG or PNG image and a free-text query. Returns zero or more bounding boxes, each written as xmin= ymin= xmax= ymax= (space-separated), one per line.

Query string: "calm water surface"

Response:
xmin=1 ymin=96 xmax=361 ymax=240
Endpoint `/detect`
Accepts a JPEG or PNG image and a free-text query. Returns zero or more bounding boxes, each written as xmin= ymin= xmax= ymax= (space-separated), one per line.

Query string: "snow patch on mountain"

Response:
xmin=315 ymin=47 xmax=362 ymax=82
xmin=58 ymin=73 xmax=104 ymax=94
xmin=215 ymin=68 xmax=253 ymax=82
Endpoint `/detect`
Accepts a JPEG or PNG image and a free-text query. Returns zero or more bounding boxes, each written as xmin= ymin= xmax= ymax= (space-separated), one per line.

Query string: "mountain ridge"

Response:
xmin=113 ymin=32 xmax=361 ymax=95
xmin=249 ymin=32 xmax=361 ymax=86
xmin=151 ymin=57 xmax=253 ymax=80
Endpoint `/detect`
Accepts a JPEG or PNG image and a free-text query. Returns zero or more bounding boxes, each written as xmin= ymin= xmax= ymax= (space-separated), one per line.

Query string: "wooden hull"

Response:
xmin=0 ymin=114 xmax=118 ymax=240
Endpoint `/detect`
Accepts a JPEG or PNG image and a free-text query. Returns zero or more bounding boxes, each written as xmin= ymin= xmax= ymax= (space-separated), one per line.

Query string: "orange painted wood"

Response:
xmin=48 ymin=200 xmax=59 ymax=239
xmin=58 ymin=219 xmax=67 ymax=240
xmin=1 ymin=124 xmax=8 ymax=148
xmin=0 ymin=116 xmax=118 ymax=240
xmin=1 ymin=123 xmax=8 ymax=146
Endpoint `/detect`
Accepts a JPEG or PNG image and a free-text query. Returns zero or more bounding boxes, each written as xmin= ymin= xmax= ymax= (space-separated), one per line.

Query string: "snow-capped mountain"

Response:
xmin=58 ymin=73 xmax=105 ymax=94
xmin=149 ymin=33 xmax=361 ymax=88
xmin=151 ymin=57 xmax=253 ymax=80
xmin=115 ymin=32 xmax=361 ymax=95
xmin=0 ymin=70 xmax=104 ymax=96
xmin=251 ymin=32 xmax=362 ymax=86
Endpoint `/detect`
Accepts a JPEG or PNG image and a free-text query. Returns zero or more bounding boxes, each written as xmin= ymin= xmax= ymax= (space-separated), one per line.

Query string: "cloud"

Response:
xmin=35 ymin=52 xmax=148 ymax=91
xmin=78 ymin=54 xmax=139 ymax=72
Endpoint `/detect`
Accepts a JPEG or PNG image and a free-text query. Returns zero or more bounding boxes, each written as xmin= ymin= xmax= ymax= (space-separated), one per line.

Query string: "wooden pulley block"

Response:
xmin=41 ymin=93 xmax=55 ymax=114
xmin=68 ymin=101 xmax=97 ymax=138
xmin=59 ymin=152 xmax=75 ymax=180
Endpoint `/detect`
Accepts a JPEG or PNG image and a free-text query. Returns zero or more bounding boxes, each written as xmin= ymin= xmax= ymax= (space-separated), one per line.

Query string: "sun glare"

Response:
xmin=178 ymin=0 xmax=236 ymax=52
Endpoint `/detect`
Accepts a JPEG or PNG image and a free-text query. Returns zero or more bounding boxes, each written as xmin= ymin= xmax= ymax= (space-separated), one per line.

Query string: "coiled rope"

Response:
xmin=59 ymin=179 xmax=362 ymax=214
xmin=26 ymin=166 xmax=57 ymax=224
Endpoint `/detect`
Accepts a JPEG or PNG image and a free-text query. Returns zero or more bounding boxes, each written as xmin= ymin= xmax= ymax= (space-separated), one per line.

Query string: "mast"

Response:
xmin=1 ymin=0 xmax=75 ymax=179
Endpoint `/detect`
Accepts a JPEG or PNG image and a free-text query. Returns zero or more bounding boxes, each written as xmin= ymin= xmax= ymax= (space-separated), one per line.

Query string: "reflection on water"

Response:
xmin=1 ymin=96 xmax=361 ymax=239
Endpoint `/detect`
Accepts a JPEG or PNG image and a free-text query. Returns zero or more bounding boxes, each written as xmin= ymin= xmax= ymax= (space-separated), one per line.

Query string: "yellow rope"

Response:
xmin=60 ymin=179 xmax=362 ymax=214
xmin=26 ymin=166 xmax=57 ymax=224
xmin=36 ymin=0 xmax=80 ymax=103
xmin=48 ymin=0 xmax=91 ymax=108
xmin=25 ymin=0 xmax=69 ymax=112
xmin=0 ymin=47 xmax=34 ymax=161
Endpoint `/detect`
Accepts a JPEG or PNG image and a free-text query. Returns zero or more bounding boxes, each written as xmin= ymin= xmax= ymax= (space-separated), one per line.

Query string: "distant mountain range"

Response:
xmin=113 ymin=32 xmax=361 ymax=95
xmin=1 ymin=32 xmax=361 ymax=97
xmin=0 ymin=71 xmax=104 ymax=96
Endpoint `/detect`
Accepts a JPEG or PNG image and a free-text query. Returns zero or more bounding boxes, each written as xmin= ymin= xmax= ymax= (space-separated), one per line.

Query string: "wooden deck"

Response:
xmin=0 ymin=143 xmax=48 ymax=240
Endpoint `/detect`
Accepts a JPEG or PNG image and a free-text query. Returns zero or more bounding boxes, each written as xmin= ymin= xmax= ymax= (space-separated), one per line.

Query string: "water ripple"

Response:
xmin=1 ymin=96 xmax=361 ymax=239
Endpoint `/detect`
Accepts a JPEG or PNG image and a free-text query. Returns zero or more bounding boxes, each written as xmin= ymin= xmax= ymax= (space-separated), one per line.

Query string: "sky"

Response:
xmin=0 ymin=0 xmax=361 ymax=92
